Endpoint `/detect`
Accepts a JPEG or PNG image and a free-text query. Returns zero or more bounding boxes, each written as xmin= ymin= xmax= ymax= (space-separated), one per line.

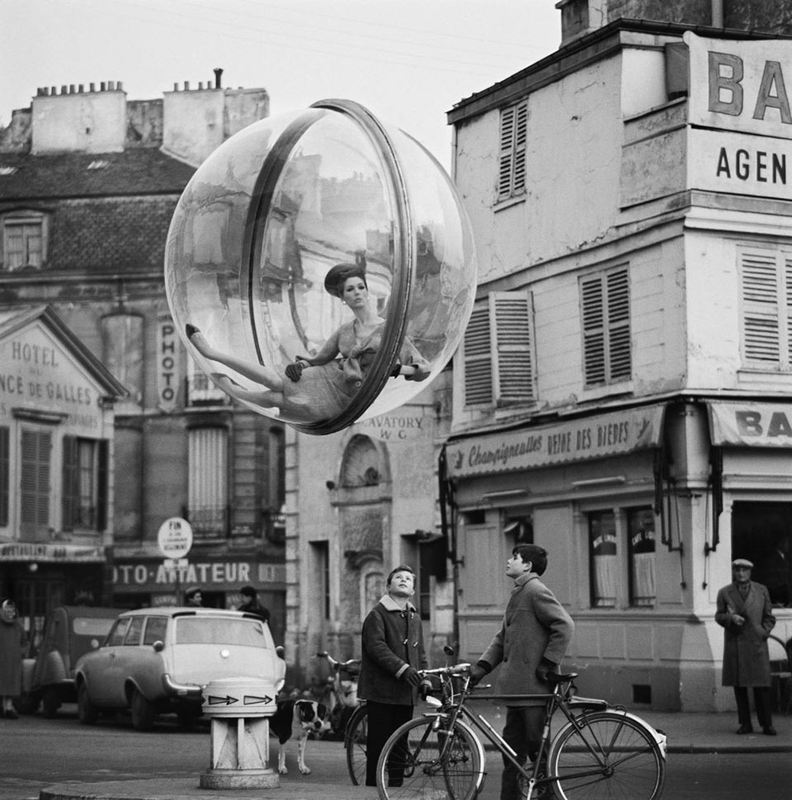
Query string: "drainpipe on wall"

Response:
xmin=711 ymin=0 xmax=724 ymax=28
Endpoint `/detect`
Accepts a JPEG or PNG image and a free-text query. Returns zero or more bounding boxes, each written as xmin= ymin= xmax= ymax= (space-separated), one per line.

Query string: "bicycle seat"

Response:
xmin=547 ymin=672 xmax=578 ymax=684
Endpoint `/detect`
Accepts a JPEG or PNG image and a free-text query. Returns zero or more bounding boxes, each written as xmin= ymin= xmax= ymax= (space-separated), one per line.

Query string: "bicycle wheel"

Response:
xmin=547 ymin=710 xmax=665 ymax=800
xmin=376 ymin=716 xmax=483 ymax=800
xmin=345 ymin=704 xmax=368 ymax=785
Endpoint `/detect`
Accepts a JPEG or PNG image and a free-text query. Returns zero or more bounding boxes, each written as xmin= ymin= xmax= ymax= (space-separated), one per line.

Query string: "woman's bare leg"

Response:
xmin=211 ymin=375 xmax=285 ymax=410
xmin=187 ymin=326 xmax=284 ymax=393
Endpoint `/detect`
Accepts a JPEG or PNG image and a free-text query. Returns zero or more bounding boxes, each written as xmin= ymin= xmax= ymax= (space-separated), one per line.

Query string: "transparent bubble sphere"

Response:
xmin=166 ymin=99 xmax=476 ymax=434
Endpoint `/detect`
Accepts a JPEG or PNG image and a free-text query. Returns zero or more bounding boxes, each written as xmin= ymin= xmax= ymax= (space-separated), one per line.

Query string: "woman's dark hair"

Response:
xmin=512 ymin=544 xmax=548 ymax=576
xmin=323 ymin=253 xmax=368 ymax=298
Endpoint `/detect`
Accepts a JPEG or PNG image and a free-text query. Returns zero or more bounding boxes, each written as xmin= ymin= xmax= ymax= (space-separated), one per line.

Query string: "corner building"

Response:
xmin=446 ymin=1 xmax=792 ymax=711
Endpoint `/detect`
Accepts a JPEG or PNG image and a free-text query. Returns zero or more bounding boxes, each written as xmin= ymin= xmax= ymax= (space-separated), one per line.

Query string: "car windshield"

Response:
xmin=73 ymin=617 xmax=115 ymax=637
xmin=174 ymin=617 xmax=267 ymax=647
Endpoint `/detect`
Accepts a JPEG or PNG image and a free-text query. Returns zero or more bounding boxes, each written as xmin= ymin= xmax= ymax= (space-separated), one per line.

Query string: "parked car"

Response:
xmin=74 ymin=607 xmax=286 ymax=731
xmin=16 ymin=606 xmax=119 ymax=717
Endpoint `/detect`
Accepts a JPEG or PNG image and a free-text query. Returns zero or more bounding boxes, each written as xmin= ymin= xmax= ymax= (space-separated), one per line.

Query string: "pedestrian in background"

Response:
xmin=237 ymin=585 xmax=270 ymax=625
xmin=715 ymin=558 xmax=777 ymax=736
xmin=470 ymin=544 xmax=575 ymax=800
xmin=0 ymin=599 xmax=26 ymax=720
xmin=358 ymin=564 xmax=429 ymax=787
xmin=184 ymin=587 xmax=203 ymax=607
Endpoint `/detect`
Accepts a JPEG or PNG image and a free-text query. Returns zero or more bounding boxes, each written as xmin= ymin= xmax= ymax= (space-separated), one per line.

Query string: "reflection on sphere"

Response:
xmin=166 ymin=99 xmax=476 ymax=434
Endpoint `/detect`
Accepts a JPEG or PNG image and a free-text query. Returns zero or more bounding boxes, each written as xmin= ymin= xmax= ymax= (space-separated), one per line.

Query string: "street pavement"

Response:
xmin=38 ymin=705 xmax=792 ymax=800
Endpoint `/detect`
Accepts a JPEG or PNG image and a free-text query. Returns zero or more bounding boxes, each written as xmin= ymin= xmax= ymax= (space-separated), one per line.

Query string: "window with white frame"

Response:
xmin=497 ymin=100 xmax=528 ymax=203
xmin=3 ymin=213 xmax=45 ymax=270
xmin=463 ymin=292 xmax=535 ymax=408
xmin=738 ymin=245 xmax=792 ymax=369
xmin=62 ymin=436 xmax=108 ymax=531
xmin=627 ymin=507 xmax=656 ymax=607
xmin=580 ymin=266 xmax=631 ymax=387
xmin=188 ymin=426 xmax=228 ymax=538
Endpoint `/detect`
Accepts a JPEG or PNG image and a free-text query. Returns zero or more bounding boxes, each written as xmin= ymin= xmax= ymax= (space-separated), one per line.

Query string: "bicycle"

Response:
xmin=315 ymin=651 xmax=369 ymax=785
xmin=375 ymin=662 xmax=667 ymax=800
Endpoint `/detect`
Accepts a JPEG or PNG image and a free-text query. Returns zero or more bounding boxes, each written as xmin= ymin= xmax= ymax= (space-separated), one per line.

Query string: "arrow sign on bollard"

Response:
xmin=208 ymin=695 xmax=239 ymax=705
xmin=243 ymin=694 xmax=273 ymax=705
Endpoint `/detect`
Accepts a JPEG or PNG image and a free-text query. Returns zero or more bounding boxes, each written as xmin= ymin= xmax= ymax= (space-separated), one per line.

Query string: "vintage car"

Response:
xmin=74 ymin=607 xmax=286 ymax=730
xmin=16 ymin=606 xmax=119 ymax=717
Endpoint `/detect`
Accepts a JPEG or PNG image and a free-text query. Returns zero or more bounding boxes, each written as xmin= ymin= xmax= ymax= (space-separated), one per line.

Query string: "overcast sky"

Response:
xmin=1 ymin=0 xmax=561 ymax=168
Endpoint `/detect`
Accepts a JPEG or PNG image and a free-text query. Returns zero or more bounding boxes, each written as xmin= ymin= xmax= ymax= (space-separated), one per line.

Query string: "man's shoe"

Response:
xmin=736 ymin=724 xmax=753 ymax=734
xmin=763 ymin=726 xmax=777 ymax=736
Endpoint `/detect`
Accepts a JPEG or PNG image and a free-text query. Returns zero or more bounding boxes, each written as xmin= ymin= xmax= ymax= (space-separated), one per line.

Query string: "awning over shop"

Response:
xmin=708 ymin=401 xmax=792 ymax=448
xmin=445 ymin=404 xmax=665 ymax=479
xmin=0 ymin=542 xmax=106 ymax=562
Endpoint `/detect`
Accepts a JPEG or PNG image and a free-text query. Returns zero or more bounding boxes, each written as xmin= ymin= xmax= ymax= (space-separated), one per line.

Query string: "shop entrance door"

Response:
xmin=731 ymin=501 xmax=792 ymax=608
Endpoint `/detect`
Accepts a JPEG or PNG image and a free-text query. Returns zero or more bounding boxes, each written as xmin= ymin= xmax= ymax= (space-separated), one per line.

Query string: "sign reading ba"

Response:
xmin=157 ymin=517 xmax=193 ymax=560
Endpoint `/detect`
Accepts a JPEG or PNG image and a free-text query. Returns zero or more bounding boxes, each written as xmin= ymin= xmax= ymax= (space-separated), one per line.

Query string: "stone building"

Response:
xmin=445 ymin=0 xmax=792 ymax=711
xmin=0 ymin=74 xmax=287 ymax=643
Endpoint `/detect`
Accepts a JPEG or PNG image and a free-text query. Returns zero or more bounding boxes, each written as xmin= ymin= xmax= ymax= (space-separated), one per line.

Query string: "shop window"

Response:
xmin=188 ymin=426 xmax=228 ymax=538
xmin=497 ymin=100 xmax=528 ymax=203
xmin=0 ymin=426 xmax=8 ymax=526
xmin=20 ymin=427 xmax=52 ymax=540
xmin=738 ymin=245 xmax=792 ymax=369
xmin=2 ymin=213 xmax=46 ymax=270
xmin=732 ymin=501 xmax=792 ymax=607
xmin=580 ymin=267 xmax=631 ymax=388
xmin=62 ymin=437 xmax=109 ymax=532
xmin=463 ymin=292 xmax=535 ymax=408
xmin=627 ymin=507 xmax=656 ymax=607
xmin=589 ymin=510 xmax=617 ymax=608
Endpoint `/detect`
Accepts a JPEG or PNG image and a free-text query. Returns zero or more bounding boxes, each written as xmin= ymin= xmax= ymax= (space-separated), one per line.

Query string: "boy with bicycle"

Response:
xmin=470 ymin=544 xmax=574 ymax=800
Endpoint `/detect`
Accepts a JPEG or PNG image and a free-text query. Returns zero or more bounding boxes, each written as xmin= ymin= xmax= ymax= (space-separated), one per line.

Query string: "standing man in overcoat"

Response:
xmin=470 ymin=544 xmax=574 ymax=800
xmin=358 ymin=564 xmax=429 ymax=787
xmin=715 ymin=557 xmax=777 ymax=736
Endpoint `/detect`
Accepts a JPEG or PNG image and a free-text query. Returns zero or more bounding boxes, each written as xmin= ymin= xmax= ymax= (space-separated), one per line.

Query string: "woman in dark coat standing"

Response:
xmin=715 ymin=558 xmax=777 ymax=735
xmin=0 ymin=599 xmax=26 ymax=720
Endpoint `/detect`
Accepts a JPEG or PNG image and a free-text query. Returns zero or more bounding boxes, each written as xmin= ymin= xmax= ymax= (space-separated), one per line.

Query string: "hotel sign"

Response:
xmin=445 ymin=405 xmax=664 ymax=478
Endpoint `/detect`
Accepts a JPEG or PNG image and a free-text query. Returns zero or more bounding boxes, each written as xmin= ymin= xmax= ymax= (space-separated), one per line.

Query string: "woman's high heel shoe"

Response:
xmin=185 ymin=323 xmax=200 ymax=340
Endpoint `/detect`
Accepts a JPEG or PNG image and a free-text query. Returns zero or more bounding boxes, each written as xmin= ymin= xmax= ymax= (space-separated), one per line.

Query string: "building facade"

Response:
xmin=0 ymin=76 xmax=287 ymax=644
xmin=446 ymin=2 xmax=792 ymax=711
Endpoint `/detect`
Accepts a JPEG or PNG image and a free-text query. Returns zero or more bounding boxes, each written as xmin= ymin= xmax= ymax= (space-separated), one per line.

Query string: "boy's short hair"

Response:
xmin=512 ymin=544 xmax=548 ymax=576
xmin=240 ymin=585 xmax=257 ymax=598
xmin=386 ymin=564 xmax=416 ymax=585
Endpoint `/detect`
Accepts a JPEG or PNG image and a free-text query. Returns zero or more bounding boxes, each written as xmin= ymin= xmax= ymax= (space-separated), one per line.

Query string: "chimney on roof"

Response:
xmin=214 ymin=68 xmax=223 ymax=89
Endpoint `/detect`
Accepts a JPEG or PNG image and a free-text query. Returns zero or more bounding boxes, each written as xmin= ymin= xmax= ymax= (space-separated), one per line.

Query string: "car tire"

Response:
xmin=77 ymin=683 xmax=98 ymax=725
xmin=130 ymin=687 xmax=155 ymax=731
xmin=13 ymin=692 xmax=41 ymax=716
xmin=41 ymin=686 xmax=61 ymax=718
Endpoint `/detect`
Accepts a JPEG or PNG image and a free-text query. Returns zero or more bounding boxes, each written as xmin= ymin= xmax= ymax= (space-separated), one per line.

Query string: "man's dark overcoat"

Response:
xmin=715 ymin=580 xmax=775 ymax=687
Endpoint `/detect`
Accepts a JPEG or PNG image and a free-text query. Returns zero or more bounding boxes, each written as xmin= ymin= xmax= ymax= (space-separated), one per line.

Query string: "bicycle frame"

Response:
xmin=422 ymin=668 xmax=665 ymax=799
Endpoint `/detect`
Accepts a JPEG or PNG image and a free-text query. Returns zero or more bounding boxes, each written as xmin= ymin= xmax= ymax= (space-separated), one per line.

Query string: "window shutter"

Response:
xmin=581 ymin=267 xmax=631 ymax=386
xmin=21 ymin=428 xmax=51 ymax=536
xmin=463 ymin=306 xmax=493 ymax=406
xmin=581 ymin=276 xmax=606 ymax=385
xmin=0 ymin=427 xmax=8 ymax=527
xmin=740 ymin=250 xmax=781 ymax=364
xmin=497 ymin=101 xmax=528 ymax=202
xmin=62 ymin=435 xmax=77 ymax=531
xmin=607 ymin=269 xmax=631 ymax=380
xmin=492 ymin=292 xmax=534 ymax=405
xmin=97 ymin=440 xmax=109 ymax=531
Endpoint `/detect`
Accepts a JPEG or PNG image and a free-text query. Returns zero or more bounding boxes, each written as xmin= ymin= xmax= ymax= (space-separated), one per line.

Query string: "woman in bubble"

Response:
xmin=186 ymin=259 xmax=429 ymax=422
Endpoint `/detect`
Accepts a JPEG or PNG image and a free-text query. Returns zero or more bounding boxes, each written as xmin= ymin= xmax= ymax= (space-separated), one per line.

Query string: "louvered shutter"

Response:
xmin=0 ymin=427 xmax=8 ymax=527
xmin=607 ymin=269 xmax=631 ymax=380
xmin=740 ymin=250 xmax=782 ymax=364
xmin=581 ymin=267 xmax=631 ymax=386
xmin=21 ymin=428 xmax=51 ymax=537
xmin=581 ymin=276 xmax=606 ymax=385
xmin=497 ymin=101 xmax=528 ymax=202
xmin=492 ymin=292 xmax=534 ymax=405
xmin=464 ymin=306 xmax=493 ymax=406
xmin=62 ymin=435 xmax=78 ymax=531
